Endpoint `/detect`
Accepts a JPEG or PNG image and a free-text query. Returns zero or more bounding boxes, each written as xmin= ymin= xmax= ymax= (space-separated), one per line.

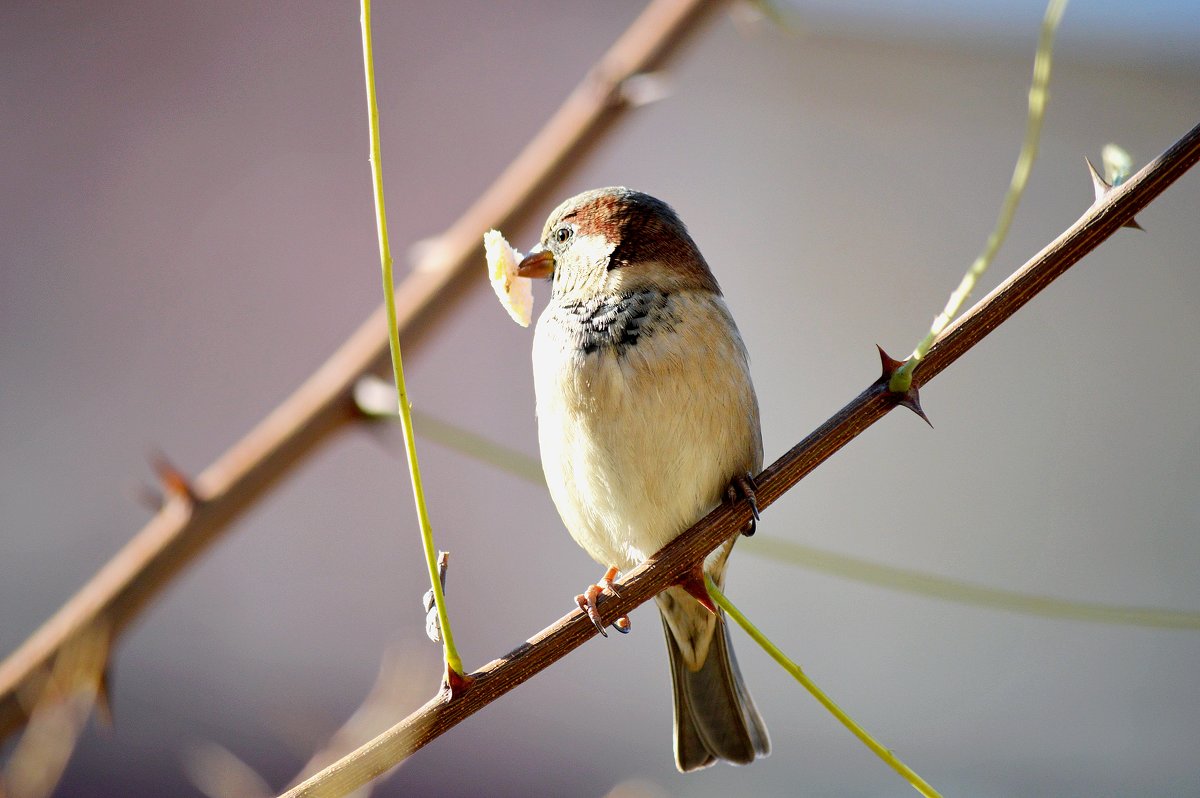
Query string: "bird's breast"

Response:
xmin=549 ymin=289 xmax=677 ymax=357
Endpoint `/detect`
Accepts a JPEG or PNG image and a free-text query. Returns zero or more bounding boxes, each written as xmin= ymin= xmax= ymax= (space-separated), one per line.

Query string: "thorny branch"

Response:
xmin=0 ymin=0 xmax=724 ymax=743
xmin=3 ymin=0 xmax=1198 ymax=791
xmin=280 ymin=121 xmax=1200 ymax=798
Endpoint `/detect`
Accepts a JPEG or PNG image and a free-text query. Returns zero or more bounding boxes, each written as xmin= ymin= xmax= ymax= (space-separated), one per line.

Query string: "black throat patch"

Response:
xmin=554 ymin=290 xmax=675 ymax=356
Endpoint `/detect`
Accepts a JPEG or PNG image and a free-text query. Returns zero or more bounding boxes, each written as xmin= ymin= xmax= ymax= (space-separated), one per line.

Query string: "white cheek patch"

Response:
xmin=573 ymin=231 xmax=616 ymax=264
xmin=555 ymin=232 xmax=616 ymax=296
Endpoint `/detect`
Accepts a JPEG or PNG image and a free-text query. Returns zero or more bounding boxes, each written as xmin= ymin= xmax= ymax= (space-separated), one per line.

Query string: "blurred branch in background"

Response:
xmin=281 ymin=121 xmax=1200 ymax=798
xmin=0 ymin=622 xmax=110 ymax=798
xmin=744 ymin=538 xmax=1200 ymax=629
xmin=183 ymin=646 xmax=436 ymax=798
xmin=0 ymin=0 xmax=723 ymax=746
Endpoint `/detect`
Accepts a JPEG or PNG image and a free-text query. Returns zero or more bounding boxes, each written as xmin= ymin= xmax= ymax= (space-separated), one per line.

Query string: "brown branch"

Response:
xmin=0 ymin=0 xmax=725 ymax=744
xmin=280 ymin=120 xmax=1200 ymax=798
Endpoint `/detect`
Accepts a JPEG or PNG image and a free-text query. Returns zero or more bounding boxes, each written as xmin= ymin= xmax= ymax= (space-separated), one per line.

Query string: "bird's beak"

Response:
xmin=517 ymin=245 xmax=555 ymax=279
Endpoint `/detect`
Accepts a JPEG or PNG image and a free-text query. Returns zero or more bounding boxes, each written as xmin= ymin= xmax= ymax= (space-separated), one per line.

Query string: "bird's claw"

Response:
xmin=727 ymin=472 xmax=760 ymax=536
xmin=575 ymin=566 xmax=630 ymax=637
xmin=575 ymin=588 xmax=610 ymax=637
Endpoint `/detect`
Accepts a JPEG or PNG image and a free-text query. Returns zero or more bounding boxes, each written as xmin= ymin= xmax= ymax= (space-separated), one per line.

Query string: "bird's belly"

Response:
xmin=533 ymin=294 xmax=761 ymax=571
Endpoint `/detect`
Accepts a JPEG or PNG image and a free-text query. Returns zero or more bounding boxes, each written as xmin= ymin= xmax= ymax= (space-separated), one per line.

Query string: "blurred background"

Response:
xmin=2 ymin=1 xmax=1199 ymax=796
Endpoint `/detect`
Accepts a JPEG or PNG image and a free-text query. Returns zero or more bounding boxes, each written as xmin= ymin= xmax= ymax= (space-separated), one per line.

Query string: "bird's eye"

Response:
xmin=554 ymin=227 xmax=572 ymax=244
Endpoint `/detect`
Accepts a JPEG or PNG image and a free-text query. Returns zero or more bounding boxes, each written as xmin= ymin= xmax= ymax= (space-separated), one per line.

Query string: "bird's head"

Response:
xmin=518 ymin=187 xmax=720 ymax=301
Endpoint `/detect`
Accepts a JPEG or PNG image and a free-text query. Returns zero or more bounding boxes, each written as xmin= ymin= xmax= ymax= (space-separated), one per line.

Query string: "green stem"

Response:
xmin=891 ymin=0 xmax=1067 ymax=393
xmin=360 ymin=0 xmax=463 ymax=678
xmin=707 ymin=577 xmax=942 ymax=798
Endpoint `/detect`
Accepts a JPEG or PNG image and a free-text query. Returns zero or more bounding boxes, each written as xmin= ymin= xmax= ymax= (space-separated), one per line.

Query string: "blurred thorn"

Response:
xmin=619 ymin=72 xmax=672 ymax=108
xmin=876 ymin=346 xmax=932 ymax=428
xmin=183 ymin=741 xmax=272 ymax=798
xmin=422 ymin=552 xmax=450 ymax=644
xmin=150 ymin=451 xmax=199 ymax=503
xmin=94 ymin=667 xmax=114 ymax=728
xmin=1086 ymin=157 xmax=1143 ymax=231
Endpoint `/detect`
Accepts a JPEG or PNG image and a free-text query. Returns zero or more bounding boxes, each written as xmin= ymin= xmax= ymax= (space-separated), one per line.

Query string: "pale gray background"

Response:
xmin=2 ymin=2 xmax=1199 ymax=796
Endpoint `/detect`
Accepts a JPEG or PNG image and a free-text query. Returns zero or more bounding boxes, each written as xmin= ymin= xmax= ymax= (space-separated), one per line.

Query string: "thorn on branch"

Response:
xmin=1086 ymin=157 xmax=1144 ymax=231
xmin=876 ymin=346 xmax=932 ymax=428
xmin=676 ymin=564 xmax=718 ymax=616
xmin=95 ymin=667 xmax=114 ymax=727
xmin=150 ymin=452 xmax=200 ymax=504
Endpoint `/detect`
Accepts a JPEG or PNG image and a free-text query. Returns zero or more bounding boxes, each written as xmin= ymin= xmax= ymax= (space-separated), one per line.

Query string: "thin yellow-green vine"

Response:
xmin=707 ymin=577 xmax=942 ymax=798
xmin=891 ymin=0 xmax=1068 ymax=392
xmin=360 ymin=0 xmax=463 ymax=680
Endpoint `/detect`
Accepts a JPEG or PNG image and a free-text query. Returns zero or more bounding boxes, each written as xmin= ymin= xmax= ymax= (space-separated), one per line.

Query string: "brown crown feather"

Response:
xmin=557 ymin=188 xmax=722 ymax=294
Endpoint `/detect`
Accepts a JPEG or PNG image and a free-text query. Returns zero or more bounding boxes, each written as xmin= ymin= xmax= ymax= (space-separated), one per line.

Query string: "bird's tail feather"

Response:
xmin=661 ymin=610 xmax=770 ymax=772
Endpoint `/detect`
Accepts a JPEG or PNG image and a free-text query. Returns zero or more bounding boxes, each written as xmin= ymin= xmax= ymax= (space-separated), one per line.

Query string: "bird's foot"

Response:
xmin=575 ymin=566 xmax=631 ymax=637
xmin=726 ymin=472 xmax=761 ymax=536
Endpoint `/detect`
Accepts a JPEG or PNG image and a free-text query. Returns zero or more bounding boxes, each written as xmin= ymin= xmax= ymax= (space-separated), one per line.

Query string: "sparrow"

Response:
xmin=517 ymin=187 xmax=770 ymax=772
